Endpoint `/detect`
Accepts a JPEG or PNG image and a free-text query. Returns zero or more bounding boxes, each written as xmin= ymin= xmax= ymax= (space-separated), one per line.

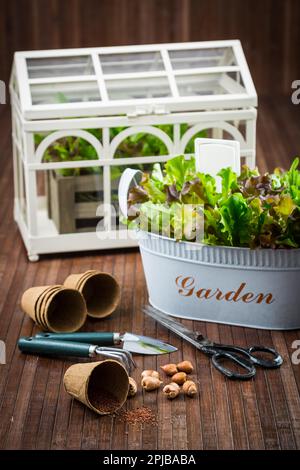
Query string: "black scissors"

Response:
xmin=143 ymin=305 xmax=283 ymax=380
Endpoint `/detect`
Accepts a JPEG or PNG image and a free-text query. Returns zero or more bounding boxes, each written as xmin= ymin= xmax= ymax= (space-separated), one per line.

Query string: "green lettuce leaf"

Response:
xmin=125 ymin=155 xmax=300 ymax=249
xmin=164 ymin=155 xmax=195 ymax=187
xmin=219 ymin=193 xmax=252 ymax=246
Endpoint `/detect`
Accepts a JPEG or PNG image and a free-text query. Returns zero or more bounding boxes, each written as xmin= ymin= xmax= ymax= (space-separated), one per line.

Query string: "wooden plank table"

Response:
xmin=0 ymin=97 xmax=300 ymax=450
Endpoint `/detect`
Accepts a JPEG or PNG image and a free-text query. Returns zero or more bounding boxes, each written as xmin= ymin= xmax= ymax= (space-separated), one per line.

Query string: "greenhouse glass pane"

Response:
xmin=111 ymin=126 xmax=172 ymax=158
xmin=30 ymin=81 xmax=101 ymax=105
xmin=169 ymin=47 xmax=236 ymax=70
xmin=27 ymin=56 xmax=95 ymax=78
xmin=106 ymin=76 xmax=171 ymax=100
xmin=100 ymin=51 xmax=164 ymax=74
xmin=176 ymin=73 xmax=245 ymax=97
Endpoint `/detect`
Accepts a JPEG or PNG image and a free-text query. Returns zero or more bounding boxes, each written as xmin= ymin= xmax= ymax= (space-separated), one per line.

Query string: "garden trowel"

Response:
xmin=34 ymin=331 xmax=177 ymax=355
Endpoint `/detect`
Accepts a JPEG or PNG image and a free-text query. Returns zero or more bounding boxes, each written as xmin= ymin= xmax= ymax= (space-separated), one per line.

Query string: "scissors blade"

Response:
xmin=143 ymin=305 xmax=213 ymax=350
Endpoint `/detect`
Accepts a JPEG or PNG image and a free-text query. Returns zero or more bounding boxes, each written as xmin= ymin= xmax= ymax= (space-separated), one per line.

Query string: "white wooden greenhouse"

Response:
xmin=10 ymin=40 xmax=257 ymax=260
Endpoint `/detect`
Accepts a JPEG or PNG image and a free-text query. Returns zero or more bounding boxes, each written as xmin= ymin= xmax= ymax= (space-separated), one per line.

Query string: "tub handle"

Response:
xmin=118 ymin=168 xmax=143 ymax=218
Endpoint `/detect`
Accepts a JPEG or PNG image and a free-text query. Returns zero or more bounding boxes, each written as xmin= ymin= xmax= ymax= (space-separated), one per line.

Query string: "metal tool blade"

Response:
xmin=143 ymin=305 xmax=214 ymax=350
xmin=95 ymin=346 xmax=136 ymax=373
xmin=122 ymin=332 xmax=177 ymax=355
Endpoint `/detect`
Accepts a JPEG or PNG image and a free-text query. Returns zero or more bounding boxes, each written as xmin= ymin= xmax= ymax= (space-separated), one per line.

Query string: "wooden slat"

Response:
xmin=140 ymin=263 xmax=159 ymax=451
xmin=231 ymin=326 xmax=264 ymax=450
xmin=80 ymin=254 xmax=106 ymax=450
xmin=244 ymin=327 xmax=281 ymax=449
xmin=63 ymin=255 xmax=97 ymax=450
xmin=12 ymin=260 xmax=60 ymax=450
xmin=269 ymin=330 xmax=300 ymax=448
xmin=126 ymin=255 xmax=145 ymax=450
xmin=206 ymin=323 xmax=234 ymax=449
xmin=182 ymin=319 xmax=203 ymax=450
xmin=196 ymin=321 xmax=218 ymax=449
xmin=218 ymin=324 xmax=249 ymax=449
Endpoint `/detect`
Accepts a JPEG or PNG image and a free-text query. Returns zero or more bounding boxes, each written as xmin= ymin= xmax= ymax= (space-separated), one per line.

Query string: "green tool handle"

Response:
xmin=35 ymin=332 xmax=116 ymax=346
xmin=18 ymin=337 xmax=92 ymax=357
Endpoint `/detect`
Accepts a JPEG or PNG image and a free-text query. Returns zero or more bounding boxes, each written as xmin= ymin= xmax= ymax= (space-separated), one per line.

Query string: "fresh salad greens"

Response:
xmin=127 ymin=155 xmax=300 ymax=249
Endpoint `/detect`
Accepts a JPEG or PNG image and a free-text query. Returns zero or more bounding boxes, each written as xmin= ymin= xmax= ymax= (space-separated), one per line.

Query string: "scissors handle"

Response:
xmin=210 ymin=343 xmax=283 ymax=369
xmin=204 ymin=343 xmax=283 ymax=380
xmin=211 ymin=350 xmax=256 ymax=380
xmin=247 ymin=345 xmax=283 ymax=368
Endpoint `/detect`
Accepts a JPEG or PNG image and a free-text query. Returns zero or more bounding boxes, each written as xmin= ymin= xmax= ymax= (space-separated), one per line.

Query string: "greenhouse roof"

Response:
xmin=11 ymin=40 xmax=257 ymax=120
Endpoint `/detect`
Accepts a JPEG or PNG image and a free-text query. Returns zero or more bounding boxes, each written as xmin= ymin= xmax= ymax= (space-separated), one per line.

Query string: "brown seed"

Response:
xmin=182 ymin=380 xmax=197 ymax=397
xmin=162 ymin=382 xmax=180 ymax=400
xmin=141 ymin=376 xmax=162 ymax=391
xmin=127 ymin=377 xmax=138 ymax=398
xmin=160 ymin=364 xmax=178 ymax=376
xmin=117 ymin=406 xmax=157 ymax=426
xmin=171 ymin=372 xmax=187 ymax=385
xmin=141 ymin=369 xmax=160 ymax=379
xmin=177 ymin=360 xmax=194 ymax=374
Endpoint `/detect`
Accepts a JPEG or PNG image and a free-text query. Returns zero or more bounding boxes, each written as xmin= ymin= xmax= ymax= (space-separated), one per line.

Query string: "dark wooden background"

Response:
xmin=0 ymin=0 xmax=300 ymax=95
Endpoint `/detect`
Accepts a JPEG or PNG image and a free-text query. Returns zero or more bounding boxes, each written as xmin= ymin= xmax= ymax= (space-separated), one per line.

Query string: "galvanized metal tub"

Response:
xmin=138 ymin=232 xmax=300 ymax=330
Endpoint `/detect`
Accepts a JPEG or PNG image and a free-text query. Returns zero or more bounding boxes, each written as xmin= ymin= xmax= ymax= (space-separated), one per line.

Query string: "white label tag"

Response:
xmin=195 ymin=138 xmax=241 ymax=192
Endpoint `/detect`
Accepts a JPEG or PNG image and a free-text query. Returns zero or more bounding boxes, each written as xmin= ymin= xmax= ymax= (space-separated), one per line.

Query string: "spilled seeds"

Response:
xmin=116 ymin=406 xmax=157 ymax=426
